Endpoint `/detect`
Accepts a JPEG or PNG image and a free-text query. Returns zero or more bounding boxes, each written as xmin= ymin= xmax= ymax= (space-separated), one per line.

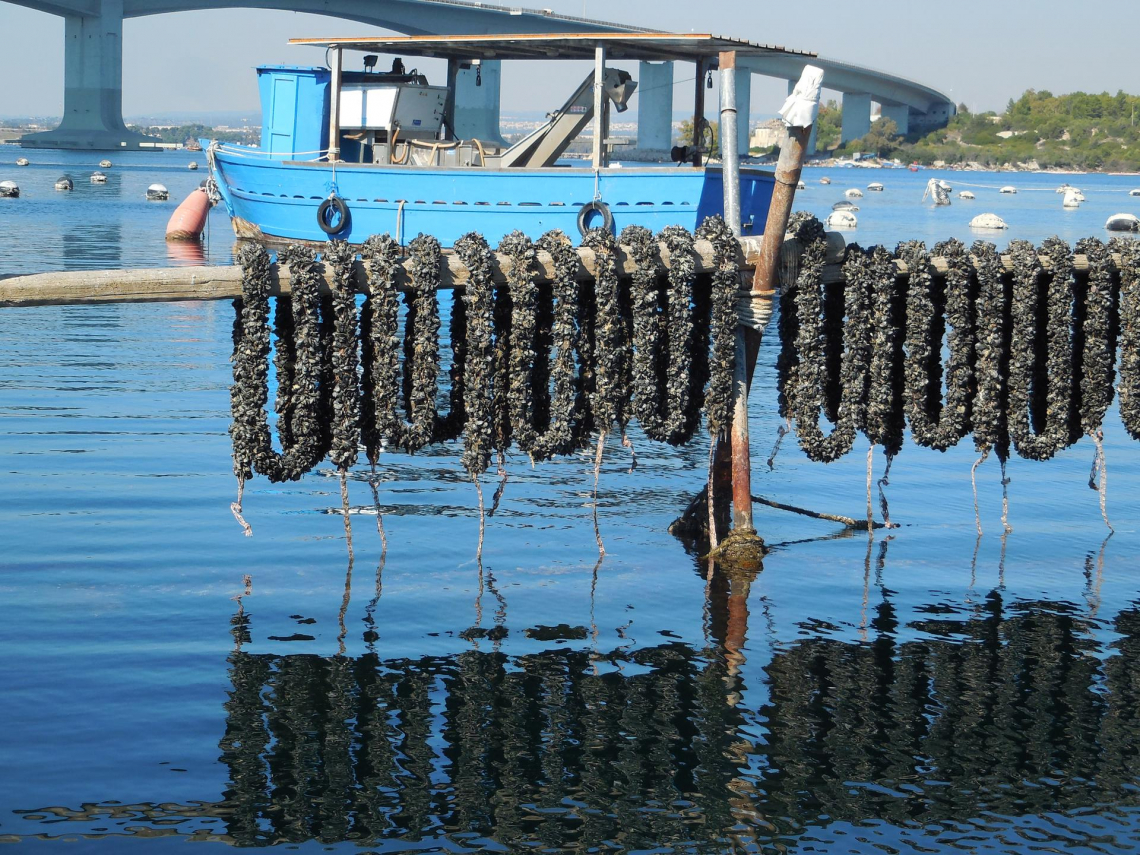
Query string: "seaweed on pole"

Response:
xmin=1007 ymin=238 xmax=1073 ymax=461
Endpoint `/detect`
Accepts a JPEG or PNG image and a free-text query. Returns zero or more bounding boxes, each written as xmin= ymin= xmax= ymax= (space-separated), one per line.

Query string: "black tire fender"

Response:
xmin=317 ymin=195 xmax=351 ymax=235
xmin=576 ymin=200 xmax=613 ymax=236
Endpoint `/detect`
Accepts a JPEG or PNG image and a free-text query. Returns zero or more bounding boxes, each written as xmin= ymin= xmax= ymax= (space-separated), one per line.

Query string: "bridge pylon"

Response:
xmin=20 ymin=0 xmax=153 ymax=150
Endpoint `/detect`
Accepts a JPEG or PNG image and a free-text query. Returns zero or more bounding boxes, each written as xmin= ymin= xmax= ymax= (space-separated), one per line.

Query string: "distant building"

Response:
xmin=749 ymin=119 xmax=784 ymax=150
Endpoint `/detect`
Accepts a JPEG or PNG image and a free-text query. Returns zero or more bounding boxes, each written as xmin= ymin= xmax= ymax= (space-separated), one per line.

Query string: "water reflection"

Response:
xmin=16 ymin=562 xmax=1140 ymax=851
xmin=62 ymin=221 xmax=122 ymax=271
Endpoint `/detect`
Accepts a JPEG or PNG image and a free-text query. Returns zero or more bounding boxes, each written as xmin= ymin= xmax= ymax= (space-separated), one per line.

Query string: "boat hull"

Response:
xmin=207 ymin=146 xmax=776 ymax=246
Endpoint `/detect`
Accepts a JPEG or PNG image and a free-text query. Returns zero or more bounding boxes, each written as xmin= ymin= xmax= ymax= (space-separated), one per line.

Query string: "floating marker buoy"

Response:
xmin=99 ymin=159 xmax=112 ymax=168
xmin=54 ymin=176 xmax=73 ymax=191
xmin=146 ymin=183 xmax=169 ymax=201
xmin=1000 ymin=185 xmax=1017 ymax=194
xmin=796 ymin=180 xmax=806 ymax=190
xmin=845 ymin=188 xmax=863 ymax=198
xmin=970 ymin=213 xmax=1008 ymax=230
xmin=188 ymin=161 xmax=199 ymax=170
xmin=166 ymin=186 xmax=211 ymax=241
xmin=0 ymin=180 xmax=19 ymax=198
xmin=867 ymin=182 xmax=884 ymax=191
xmin=1130 ymin=189 xmax=1140 ymax=197
xmin=825 ymin=209 xmax=857 ymax=229
xmin=959 ymin=191 xmax=975 ymax=200
xmin=1106 ymin=213 xmax=1140 ymax=232
xmin=15 ymin=157 xmax=29 ymax=167
xmin=1062 ymin=188 xmax=1082 ymax=208
xmin=832 ymin=200 xmax=859 ymax=212
xmin=820 ymin=177 xmax=831 ymax=185
xmin=90 ymin=171 xmax=107 ymax=184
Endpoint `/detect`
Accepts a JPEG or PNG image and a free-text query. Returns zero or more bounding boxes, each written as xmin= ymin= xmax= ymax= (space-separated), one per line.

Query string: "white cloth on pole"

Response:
xmin=778 ymin=65 xmax=825 ymax=128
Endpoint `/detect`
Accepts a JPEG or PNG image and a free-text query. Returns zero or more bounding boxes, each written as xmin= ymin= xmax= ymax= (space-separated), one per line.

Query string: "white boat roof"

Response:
xmin=288 ymin=32 xmax=816 ymax=62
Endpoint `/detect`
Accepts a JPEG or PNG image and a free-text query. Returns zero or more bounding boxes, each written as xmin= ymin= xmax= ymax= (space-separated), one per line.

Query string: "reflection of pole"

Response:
xmin=724 ymin=575 xmax=751 ymax=683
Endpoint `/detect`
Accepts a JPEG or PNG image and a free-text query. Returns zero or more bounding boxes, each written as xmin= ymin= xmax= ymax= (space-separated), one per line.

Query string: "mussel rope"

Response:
xmin=498 ymin=231 xmax=540 ymax=456
xmin=932 ymin=238 xmax=976 ymax=450
xmin=323 ymin=240 xmax=362 ymax=553
xmin=360 ymin=233 xmax=402 ymax=456
xmin=789 ymin=242 xmax=871 ymax=463
xmin=970 ymin=240 xmax=1009 ymax=461
xmin=622 ymin=225 xmax=665 ymax=439
xmin=1074 ymin=237 xmax=1116 ymax=435
xmin=582 ymin=226 xmax=629 ymax=435
xmin=453 ymin=232 xmax=496 ymax=478
xmin=273 ymin=293 xmax=297 ymax=454
xmin=1007 ymin=237 xmax=1073 ymax=461
xmin=863 ymin=244 xmax=904 ymax=457
xmin=1113 ymin=237 xmax=1140 ymax=439
xmin=695 ymin=215 xmax=739 ymax=438
xmin=660 ymin=225 xmax=698 ymax=443
xmin=531 ymin=229 xmax=583 ymax=461
xmin=435 ymin=287 xmax=468 ymax=442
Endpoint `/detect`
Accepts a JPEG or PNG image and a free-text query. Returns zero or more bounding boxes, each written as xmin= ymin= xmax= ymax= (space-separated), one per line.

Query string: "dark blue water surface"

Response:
xmin=4 ymin=146 xmax=1140 ymax=853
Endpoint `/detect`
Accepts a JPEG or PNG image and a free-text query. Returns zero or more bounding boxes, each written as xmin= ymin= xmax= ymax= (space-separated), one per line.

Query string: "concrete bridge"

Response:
xmin=8 ymin=0 xmax=954 ymax=151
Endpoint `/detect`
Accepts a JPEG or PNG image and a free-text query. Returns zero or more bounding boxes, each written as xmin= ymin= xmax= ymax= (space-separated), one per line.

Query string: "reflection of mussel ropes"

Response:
xmin=761 ymin=596 xmax=1140 ymax=827
xmin=217 ymin=600 xmax=1140 ymax=848
xmin=219 ymin=644 xmax=744 ymax=848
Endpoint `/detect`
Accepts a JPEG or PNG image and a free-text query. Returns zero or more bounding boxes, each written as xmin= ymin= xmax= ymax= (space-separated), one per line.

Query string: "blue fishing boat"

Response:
xmin=204 ymin=33 xmax=812 ymax=247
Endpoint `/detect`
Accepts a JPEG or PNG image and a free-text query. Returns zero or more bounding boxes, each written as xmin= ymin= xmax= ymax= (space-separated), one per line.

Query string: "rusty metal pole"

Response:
xmin=721 ymin=66 xmax=820 ymax=549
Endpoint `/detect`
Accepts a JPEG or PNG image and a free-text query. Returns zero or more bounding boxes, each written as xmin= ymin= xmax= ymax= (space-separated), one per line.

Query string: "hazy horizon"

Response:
xmin=1 ymin=0 xmax=1137 ymax=122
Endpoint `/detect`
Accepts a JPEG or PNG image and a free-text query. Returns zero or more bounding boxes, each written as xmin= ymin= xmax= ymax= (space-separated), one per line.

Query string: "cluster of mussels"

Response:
xmin=229 ymin=219 xmax=743 ymax=514
xmin=780 ymin=217 xmax=1140 ymax=469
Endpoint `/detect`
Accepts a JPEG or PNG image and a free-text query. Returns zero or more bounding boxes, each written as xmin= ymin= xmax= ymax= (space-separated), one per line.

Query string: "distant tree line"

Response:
xmin=791 ymin=89 xmax=1140 ymax=170
xmin=127 ymin=123 xmax=260 ymax=146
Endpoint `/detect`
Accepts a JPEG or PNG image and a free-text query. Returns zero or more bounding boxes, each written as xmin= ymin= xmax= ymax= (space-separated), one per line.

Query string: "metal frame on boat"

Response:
xmin=204 ymin=33 xmax=816 ymax=246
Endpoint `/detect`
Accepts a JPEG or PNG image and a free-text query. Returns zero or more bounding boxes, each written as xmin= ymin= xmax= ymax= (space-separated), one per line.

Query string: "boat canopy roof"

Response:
xmin=287 ymin=32 xmax=815 ymax=63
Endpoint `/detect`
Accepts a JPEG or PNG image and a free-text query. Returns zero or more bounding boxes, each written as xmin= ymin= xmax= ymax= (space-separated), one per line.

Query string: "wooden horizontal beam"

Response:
xmin=0 ymin=235 xmax=845 ymax=309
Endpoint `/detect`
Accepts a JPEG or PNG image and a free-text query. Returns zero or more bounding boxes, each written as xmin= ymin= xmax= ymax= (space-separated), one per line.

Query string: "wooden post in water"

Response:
xmin=712 ymin=64 xmax=822 ymax=565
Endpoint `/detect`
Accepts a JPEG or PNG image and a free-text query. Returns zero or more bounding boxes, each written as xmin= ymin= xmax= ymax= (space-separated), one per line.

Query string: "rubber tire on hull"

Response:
xmin=317 ymin=196 xmax=351 ymax=236
xmin=577 ymin=201 xmax=613 ymax=237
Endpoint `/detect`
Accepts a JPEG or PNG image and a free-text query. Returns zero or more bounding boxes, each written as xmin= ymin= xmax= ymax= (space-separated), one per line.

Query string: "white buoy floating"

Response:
xmin=146 ymin=183 xmax=170 ymax=201
xmin=99 ymin=159 xmax=112 ymax=168
xmin=54 ymin=176 xmax=73 ymax=191
xmin=820 ymin=177 xmax=831 ymax=185
xmin=1056 ymin=184 xmax=1071 ymax=193
xmin=845 ymin=188 xmax=864 ymax=199
xmin=15 ymin=157 xmax=29 ymax=167
xmin=938 ymin=180 xmax=953 ymax=192
xmin=970 ymin=213 xmax=1008 ymax=230
xmin=1130 ymin=189 xmax=1140 ymax=197
xmin=90 ymin=171 xmax=107 ymax=184
xmin=1062 ymin=188 xmax=1082 ymax=208
xmin=188 ymin=162 xmax=199 ymax=171
xmin=999 ymin=185 xmax=1017 ymax=194
xmin=867 ymin=182 xmax=884 ymax=191
xmin=959 ymin=191 xmax=975 ymax=200
xmin=0 ymin=180 xmax=19 ymax=198
xmin=1106 ymin=213 xmax=1140 ymax=232
xmin=825 ymin=210 xmax=858 ymax=229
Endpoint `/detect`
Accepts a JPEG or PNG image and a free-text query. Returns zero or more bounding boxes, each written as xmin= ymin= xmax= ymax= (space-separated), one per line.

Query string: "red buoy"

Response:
xmin=165 ymin=187 xmax=210 ymax=241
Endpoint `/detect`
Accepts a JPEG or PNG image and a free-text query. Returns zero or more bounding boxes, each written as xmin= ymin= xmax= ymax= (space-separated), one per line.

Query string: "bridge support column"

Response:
xmin=452 ymin=60 xmax=506 ymax=147
xmin=840 ymin=92 xmax=872 ymax=145
xmin=879 ymin=101 xmax=909 ymax=135
xmin=734 ymin=66 xmax=750 ymax=154
xmin=20 ymin=0 xmax=151 ymax=150
xmin=632 ymin=60 xmax=672 ymax=158
xmin=788 ymin=79 xmax=818 ymax=155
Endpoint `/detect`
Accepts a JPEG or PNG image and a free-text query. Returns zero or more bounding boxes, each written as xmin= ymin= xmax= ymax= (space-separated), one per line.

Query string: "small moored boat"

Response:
xmin=188 ymin=162 xmax=199 ymax=170
xmin=958 ymin=191 xmax=975 ymax=200
xmin=825 ymin=209 xmax=857 ymax=229
xmin=832 ymin=200 xmax=859 ymax=211
xmin=1062 ymin=188 xmax=1081 ymax=208
xmin=970 ymin=213 xmax=1008 ymax=230
xmin=54 ymin=176 xmax=73 ymax=191
xmin=15 ymin=157 xmax=29 ymax=167
xmin=1131 ymin=189 xmax=1140 ymax=197
xmin=819 ymin=177 xmax=831 ymax=185
xmin=146 ymin=183 xmax=170 ymax=201
xmin=90 ymin=171 xmax=107 ymax=183
xmin=999 ymin=185 xmax=1017 ymax=194
xmin=0 ymin=180 xmax=19 ymax=198
xmin=845 ymin=188 xmax=864 ymax=198
xmin=99 ymin=159 xmax=112 ymax=168
xmin=866 ymin=182 xmax=884 ymax=191
xmin=923 ymin=178 xmax=950 ymax=206
xmin=1106 ymin=213 xmax=1140 ymax=232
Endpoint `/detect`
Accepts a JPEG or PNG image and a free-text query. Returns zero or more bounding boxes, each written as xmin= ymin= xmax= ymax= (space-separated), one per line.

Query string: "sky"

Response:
xmin=0 ymin=0 xmax=1138 ymax=122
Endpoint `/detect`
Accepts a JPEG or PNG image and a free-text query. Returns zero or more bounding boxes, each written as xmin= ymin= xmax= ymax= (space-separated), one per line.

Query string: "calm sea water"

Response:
xmin=3 ymin=145 xmax=1140 ymax=853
